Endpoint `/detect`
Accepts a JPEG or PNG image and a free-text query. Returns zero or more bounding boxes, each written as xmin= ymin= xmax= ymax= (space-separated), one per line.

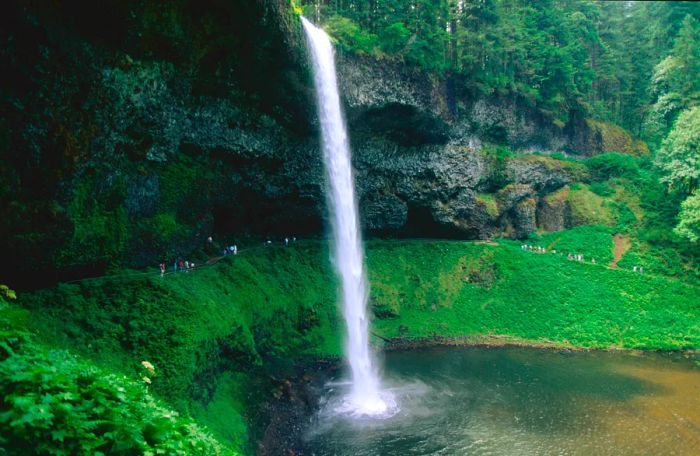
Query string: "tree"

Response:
xmin=645 ymin=15 xmax=700 ymax=145
xmin=675 ymin=190 xmax=700 ymax=242
xmin=670 ymin=15 xmax=700 ymax=107
xmin=656 ymin=107 xmax=700 ymax=194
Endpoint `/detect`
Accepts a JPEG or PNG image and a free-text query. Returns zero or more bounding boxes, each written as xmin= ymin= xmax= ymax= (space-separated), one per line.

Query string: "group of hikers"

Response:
xmin=222 ymin=245 xmax=238 ymax=256
xmin=567 ymin=253 xmax=594 ymax=263
xmin=520 ymin=244 xmax=597 ymax=265
xmin=158 ymin=235 xmax=298 ymax=277
xmin=520 ymin=243 xmax=651 ymax=272
xmin=265 ymin=236 xmax=296 ymax=247
xmin=159 ymin=259 xmax=196 ymax=277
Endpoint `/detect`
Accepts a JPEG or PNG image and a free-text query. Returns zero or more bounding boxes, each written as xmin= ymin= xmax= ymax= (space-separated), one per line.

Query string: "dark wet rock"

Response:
xmin=512 ymin=198 xmax=537 ymax=238
xmin=537 ymin=187 xmax=571 ymax=232
xmin=496 ymin=184 xmax=536 ymax=212
xmin=256 ymin=360 xmax=339 ymax=456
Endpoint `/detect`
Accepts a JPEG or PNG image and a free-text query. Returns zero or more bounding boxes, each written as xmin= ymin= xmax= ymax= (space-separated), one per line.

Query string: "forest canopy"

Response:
xmin=300 ymin=0 xmax=700 ymax=137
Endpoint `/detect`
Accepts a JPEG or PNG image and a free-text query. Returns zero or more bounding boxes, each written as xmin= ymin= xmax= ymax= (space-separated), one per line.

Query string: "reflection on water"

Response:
xmin=302 ymin=347 xmax=700 ymax=455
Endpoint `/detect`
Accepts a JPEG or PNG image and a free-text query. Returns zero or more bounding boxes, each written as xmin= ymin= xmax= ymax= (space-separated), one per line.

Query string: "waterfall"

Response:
xmin=301 ymin=16 xmax=388 ymax=416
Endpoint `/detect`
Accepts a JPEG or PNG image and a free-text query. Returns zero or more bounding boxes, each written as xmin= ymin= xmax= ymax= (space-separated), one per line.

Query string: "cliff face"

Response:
xmin=0 ymin=1 xmax=635 ymax=286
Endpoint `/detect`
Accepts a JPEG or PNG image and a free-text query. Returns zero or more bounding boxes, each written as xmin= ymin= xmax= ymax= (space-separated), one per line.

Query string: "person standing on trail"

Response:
xmin=173 ymin=260 xmax=178 ymax=273
xmin=178 ymin=259 xmax=184 ymax=272
xmin=285 ymin=237 xmax=289 ymax=247
xmin=233 ymin=244 xmax=237 ymax=255
xmin=159 ymin=263 xmax=165 ymax=277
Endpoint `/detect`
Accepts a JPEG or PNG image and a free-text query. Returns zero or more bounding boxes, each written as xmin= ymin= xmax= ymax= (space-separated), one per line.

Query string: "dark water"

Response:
xmin=301 ymin=347 xmax=700 ymax=455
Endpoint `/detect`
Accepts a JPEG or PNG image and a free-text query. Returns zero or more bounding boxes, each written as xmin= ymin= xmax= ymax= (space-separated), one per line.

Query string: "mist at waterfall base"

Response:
xmin=299 ymin=348 xmax=700 ymax=455
xmin=301 ymin=16 xmax=396 ymax=418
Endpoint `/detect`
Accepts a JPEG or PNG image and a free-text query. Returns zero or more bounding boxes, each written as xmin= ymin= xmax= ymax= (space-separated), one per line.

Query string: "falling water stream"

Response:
xmin=301 ymin=17 xmax=393 ymax=417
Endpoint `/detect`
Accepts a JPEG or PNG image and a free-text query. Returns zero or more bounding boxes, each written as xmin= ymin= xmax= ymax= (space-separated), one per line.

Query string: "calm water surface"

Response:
xmin=302 ymin=347 xmax=700 ymax=455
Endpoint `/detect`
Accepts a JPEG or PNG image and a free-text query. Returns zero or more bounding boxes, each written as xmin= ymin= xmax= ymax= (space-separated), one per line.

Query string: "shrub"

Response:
xmin=589 ymin=181 xmax=615 ymax=197
xmin=0 ymin=334 xmax=237 ymax=455
xmin=379 ymin=22 xmax=411 ymax=54
xmin=585 ymin=153 xmax=640 ymax=180
xmin=325 ymin=16 xmax=378 ymax=54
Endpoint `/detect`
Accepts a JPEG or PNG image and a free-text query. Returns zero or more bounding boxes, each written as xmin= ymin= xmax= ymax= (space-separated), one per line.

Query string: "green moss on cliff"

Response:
xmin=567 ymin=184 xmax=616 ymax=226
xmin=476 ymin=194 xmax=499 ymax=218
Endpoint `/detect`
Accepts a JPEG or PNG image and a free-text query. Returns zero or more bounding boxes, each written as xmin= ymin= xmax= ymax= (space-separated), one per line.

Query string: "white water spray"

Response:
xmin=301 ymin=17 xmax=391 ymax=416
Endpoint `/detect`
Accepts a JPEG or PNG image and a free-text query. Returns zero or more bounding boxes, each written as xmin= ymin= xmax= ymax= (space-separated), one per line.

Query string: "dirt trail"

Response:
xmin=609 ymin=233 xmax=631 ymax=268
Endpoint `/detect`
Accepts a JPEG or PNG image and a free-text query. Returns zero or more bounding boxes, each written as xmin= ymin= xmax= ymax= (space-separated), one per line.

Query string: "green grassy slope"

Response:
xmin=17 ymin=242 xmax=341 ymax=453
xmin=367 ymin=240 xmax=699 ymax=350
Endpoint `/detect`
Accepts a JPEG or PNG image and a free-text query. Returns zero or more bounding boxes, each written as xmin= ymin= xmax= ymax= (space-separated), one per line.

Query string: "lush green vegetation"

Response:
xmin=1 ymin=2 xmax=698 ymax=454
xmin=17 ymin=244 xmax=341 ymax=453
xmin=6 ymin=231 xmax=699 ymax=454
xmin=0 ymin=342 xmax=237 ymax=456
xmin=367 ymin=240 xmax=698 ymax=350
xmin=1 ymin=289 xmax=237 ymax=455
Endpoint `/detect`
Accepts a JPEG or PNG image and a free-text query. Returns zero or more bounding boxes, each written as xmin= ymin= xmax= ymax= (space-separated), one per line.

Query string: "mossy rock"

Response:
xmin=567 ymin=184 xmax=616 ymax=226
xmin=475 ymin=193 xmax=499 ymax=219
xmin=572 ymin=119 xmax=648 ymax=156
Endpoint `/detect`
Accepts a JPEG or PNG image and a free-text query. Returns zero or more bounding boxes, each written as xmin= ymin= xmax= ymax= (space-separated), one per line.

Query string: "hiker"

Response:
xmin=178 ymin=259 xmax=184 ymax=271
xmin=173 ymin=260 xmax=178 ymax=273
xmin=293 ymin=237 xmax=296 ymax=242
xmin=185 ymin=261 xmax=190 ymax=272
xmin=285 ymin=237 xmax=289 ymax=247
xmin=233 ymin=244 xmax=237 ymax=255
xmin=159 ymin=263 xmax=165 ymax=277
